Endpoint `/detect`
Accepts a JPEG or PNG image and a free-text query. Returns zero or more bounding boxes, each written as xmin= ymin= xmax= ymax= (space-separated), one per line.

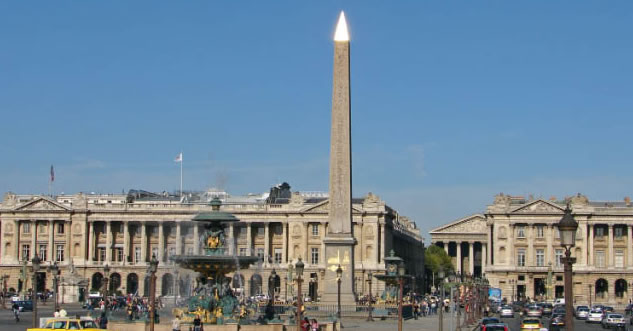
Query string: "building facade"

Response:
xmin=0 ymin=184 xmax=424 ymax=302
xmin=431 ymin=193 xmax=633 ymax=306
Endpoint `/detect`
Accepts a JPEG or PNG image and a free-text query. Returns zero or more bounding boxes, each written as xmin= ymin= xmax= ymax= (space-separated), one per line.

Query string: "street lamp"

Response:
xmin=438 ymin=268 xmax=445 ymax=331
xmin=103 ymin=264 xmax=110 ymax=313
xmin=148 ymin=255 xmax=159 ymax=331
xmin=49 ymin=262 xmax=60 ymax=312
xmin=32 ymin=255 xmax=41 ymax=328
xmin=174 ymin=269 xmax=180 ymax=306
xmin=1 ymin=274 xmax=8 ymax=309
xmin=336 ymin=264 xmax=343 ymax=322
xmin=295 ymin=258 xmax=304 ymax=327
xmin=557 ymin=204 xmax=578 ymax=331
xmin=397 ymin=262 xmax=405 ymax=331
xmin=366 ymin=272 xmax=374 ymax=322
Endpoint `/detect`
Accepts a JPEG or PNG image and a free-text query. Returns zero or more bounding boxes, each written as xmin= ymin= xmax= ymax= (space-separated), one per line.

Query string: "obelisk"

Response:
xmin=322 ymin=11 xmax=357 ymax=305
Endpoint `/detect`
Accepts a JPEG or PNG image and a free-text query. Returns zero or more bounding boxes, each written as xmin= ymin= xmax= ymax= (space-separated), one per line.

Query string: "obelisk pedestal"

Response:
xmin=321 ymin=11 xmax=357 ymax=306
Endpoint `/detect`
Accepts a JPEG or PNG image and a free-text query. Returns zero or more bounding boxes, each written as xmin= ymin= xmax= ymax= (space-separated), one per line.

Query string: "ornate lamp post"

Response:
xmin=295 ymin=257 xmax=304 ymax=327
xmin=557 ymin=204 xmax=578 ymax=331
xmin=1 ymin=274 xmax=8 ymax=309
xmin=32 ymin=255 xmax=41 ymax=328
xmin=438 ymin=268 xmax=445 ymax=331
xmin=336 ymin=264 xmax=343 ymax=322
xmin=103 ymin=264 xmax=110 ymax=313
xmin=48 ymin=262 xmax=60 ymax=312
xmin=148 ymin=255 xmax=159 ymax=331
xmin=366 ymin=272 xmax=374 ymax=322
xmin=397 ymin=262 xmax=405 ymax=331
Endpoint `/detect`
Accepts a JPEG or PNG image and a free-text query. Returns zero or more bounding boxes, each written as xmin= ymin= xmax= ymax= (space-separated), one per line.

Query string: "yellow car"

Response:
xmin=520 ymin=318 xmax=543 ymax=331
xmin=27 ymin=318 xmax=106 ymax=331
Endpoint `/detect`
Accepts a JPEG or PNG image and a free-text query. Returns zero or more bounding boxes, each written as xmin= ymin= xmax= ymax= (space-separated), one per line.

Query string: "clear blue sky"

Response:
xmin=2 ymin=1 xmax=633 ymax=240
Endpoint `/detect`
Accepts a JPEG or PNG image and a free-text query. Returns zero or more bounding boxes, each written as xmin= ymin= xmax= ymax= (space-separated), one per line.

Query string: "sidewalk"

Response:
xmin=337 ymin=313 xmax=468 ymax=331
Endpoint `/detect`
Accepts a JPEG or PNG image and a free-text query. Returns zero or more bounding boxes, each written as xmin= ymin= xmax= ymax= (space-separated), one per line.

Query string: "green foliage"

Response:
xmin=424 ymin=245 xmax=454 ymax=274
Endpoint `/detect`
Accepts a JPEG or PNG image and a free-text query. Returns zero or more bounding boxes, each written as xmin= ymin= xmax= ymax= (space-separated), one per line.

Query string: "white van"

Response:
xmin=554 ymin=298 xmax=565 ymax=305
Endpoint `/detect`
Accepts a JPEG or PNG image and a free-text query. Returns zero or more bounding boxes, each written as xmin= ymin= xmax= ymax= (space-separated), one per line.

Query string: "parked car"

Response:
xmin=27 ymin=318 xmax=105 ymax=331
xmin=499 ymin=305 xmax=514 ymax=318
xmin=526 ymin=305 xmax=543 ymax=318
xmin=601 ymin=313 xmax=626 ymax=329
xmin=552 ymin=306 xmax=566 ymax=319
xmin=625 ymin=303 xmax=633 ymax=315
xmin=541 ymin=303 xmax=553 ymax=316
xmin=16 ymin=300 xmax=33 ymax=312
xmin=576 ymin=306 xmax=590 ymax=320
xmin=479 ymin=317 xmax=501 ymax=331
xmin=587 ymin=309 xmax=605 ymax=323
xmin=520 ymin=318 xmax=543 ymax=331
xmin=482 ymin=323 xmax=508 ymax=331
xmin=549 ymin=315 xmax=565 ymax=331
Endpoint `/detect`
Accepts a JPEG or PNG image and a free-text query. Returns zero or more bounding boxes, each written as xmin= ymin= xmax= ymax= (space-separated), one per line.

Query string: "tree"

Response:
xmin=424 ymin=245 xmax=454 ymax=291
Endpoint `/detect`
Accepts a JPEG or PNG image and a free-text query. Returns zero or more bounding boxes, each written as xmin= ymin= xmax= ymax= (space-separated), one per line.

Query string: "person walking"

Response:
xmin=171 ymin=314 xmax=181 ymax=331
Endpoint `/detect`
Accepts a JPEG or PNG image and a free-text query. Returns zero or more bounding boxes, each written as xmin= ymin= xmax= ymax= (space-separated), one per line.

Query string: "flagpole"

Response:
xmin=180 ymin=151 xmax=183 ymax=198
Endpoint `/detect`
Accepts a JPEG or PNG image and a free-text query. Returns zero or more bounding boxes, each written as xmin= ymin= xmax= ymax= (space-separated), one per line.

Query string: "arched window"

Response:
xmin=91 ymin=272 xmax=104 ymax=291
xmin=250 ymin=274 xmax=262 ymax=296
xmin=126 ymin=273 xmax=139 ymax=295
xmin=162 ymin=273 xmax=174 ymax=296
xmin=615 ymin=279 xmax=627 ymax=298
xmin=596 ymin=278 xmax=608 ymax=299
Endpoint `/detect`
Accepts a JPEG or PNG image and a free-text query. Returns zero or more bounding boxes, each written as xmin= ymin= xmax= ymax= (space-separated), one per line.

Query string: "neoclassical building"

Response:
xmin=431 ymin=193 xmax=633 ymax=305
xmin=0 ymin=184 xmax=424 ymax=302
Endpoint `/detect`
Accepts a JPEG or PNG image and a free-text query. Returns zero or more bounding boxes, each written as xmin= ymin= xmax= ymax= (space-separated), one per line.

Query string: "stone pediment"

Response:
xmin=511 ymin=200 xmax=564 ymax=214
xmin=430 ymin=214 xmax=487 ymax=234
xmin=14 ymin=197 xmax=71 ymax=212
xmin=301 ymin=200 xmax=363 ymax=213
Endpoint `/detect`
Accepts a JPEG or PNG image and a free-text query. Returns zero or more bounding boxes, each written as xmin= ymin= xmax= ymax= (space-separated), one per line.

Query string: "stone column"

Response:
xmin=264 ymin=223 xmax=270 ymax=264
xmin=176 ymin=222 xmax=182 ymax=256
xmin=87 ymin=222 xmax=94 ymax=262
xmin=583 ymin=223 xmax=589 ymax=266
xmin=158 ymin=222 xmax=165 ymax=262
xmin=507 ymin=224 xmax=514 ymax=265
xmin=456 ymin=242 xmax=462 ymax=273
xmin=105 ymin=221 xmax=112 ymax=262
xmin=123 ymin=221 xmax=129 ymax=265
xmin=379 ymin=223 xmax=385 ymax=263
xmin=546 ymin=224 xmax=553 ymax=265
xmin=608 ymin=223 xmax=614 ymax=267
xmin=65 ymin=220 xmax=71 ymax=263
xmin=14 ymin=220 xmax=20 ymax=260
xmin=443 ymin=243 xmax=449 ymax=255
xmin=487 ymin=223 xmax=493 ymax=265
xmin=588 ymin=224 xmax=594 ymax=266
xmin=304 ymin=223 xmax=309 ymax=264
xmin=469 ymin=241 xmax=475 ymax=275
xmin=482 ymin=243 xmax=487 ymax=273
xmin=31 ymin=220 xmax=37 ymax=259
xmin=246 ymin=223 xmax=252 ymax=256
xmin=141 ymin=223 xmax=147 ymax=263
xmin=228 ymin=223 xmax=235 ymax=255
xmin=48 ymin=221 xmax=55 ymax=262
xmin=629 ymin=225 xmax=633 ymax=267
xmin=281 ymin=223 xmax=287 ymax=263
xmin=193 ymin=224 xmax=199 ymax=255
xmin=321 ymin=222 xmax=327 ymax=264
xmin=526 ymin=224 xmax=533 ymax=266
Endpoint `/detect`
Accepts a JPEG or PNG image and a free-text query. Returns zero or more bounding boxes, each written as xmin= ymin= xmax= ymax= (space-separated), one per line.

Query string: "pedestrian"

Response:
xmin=172 ymin=314 xmax=181 ymax=331
xmin=98 ymin=312 xmax=108 ymax=329
xmin=300 ymin=317 xmax=310 ymax=331
xmin=310 ymin=318 xmax=319 ymax=331
xmin=193 ymin=314 xmax=203 ymax=331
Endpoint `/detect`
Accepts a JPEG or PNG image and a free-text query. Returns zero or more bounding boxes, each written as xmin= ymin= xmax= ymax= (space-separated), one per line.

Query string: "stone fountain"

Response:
xmin=171 ymin=198 xmax=260 ymax=325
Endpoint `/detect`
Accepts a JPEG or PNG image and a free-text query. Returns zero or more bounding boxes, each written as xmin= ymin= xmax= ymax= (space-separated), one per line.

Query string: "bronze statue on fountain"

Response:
xmin=170 ymin=198 xmax=259 ymax=325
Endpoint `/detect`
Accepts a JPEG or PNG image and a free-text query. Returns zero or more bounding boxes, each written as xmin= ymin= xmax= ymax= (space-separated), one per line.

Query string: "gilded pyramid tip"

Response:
xmin=334 ymin=11 xmax=349 ymax=42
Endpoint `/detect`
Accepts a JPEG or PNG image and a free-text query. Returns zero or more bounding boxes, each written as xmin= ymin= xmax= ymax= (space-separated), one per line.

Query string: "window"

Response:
xmin=98 ymin=248 xmax=106 ymax=262
xmin=536 ymin=225 xmax=544 ymax=238
xmin=39 ymin=245 xmax=47 ymax=261
xmin=56 ymin=245 xmax=64 ymax=262
xmin=596 ymin=227 xmax=605 ymax=237
xmin=169 ymin=247 xmax=176 ymax=259
xmin=237 ymin=227 xmax=246 ymax=238
xmin=151 ymin=247 xmax=158 ymax=259
xmin=311 ymin=248 xmax=319 ymax=264
xmin=116 ymin=248 xmax=124 ymax=262
xmin=257 ymin=226 xmax=265 ymax=237
xmin=556 ymin=276 xmax=563 ymax=281
xmin=239 ymin=248 xmax=248 ymax=256
xmin=23 ymin=223 xmax=30 ymax=234
xmin=555 ymin=249 xmax=563 ymax=267
xmin=134 ymin=247 xmax=141 ymax=263
xmin=22 ymin=245 xmax=30 ymax=261
xmin=615 ymin=250 xmax=624 ymax=268
xmin=257 ymin=248 xmax=265 ymax=260
xmin=518 ymin=275 xmax=525 ymax=281
xmin=187 ymin=247 xmax=193 ymax=255
xmin=596 ymin=250 xmax=605 ymax=267
xmin=615 ymin=227 xmax=624 ymax=238
xmin=57 ymin=223 xmax=64 ymax=234
xmin=536 ymin=249 xmax=544 ymax=266
xmin=312 ymin=224 xmax=319 ymax=236
xmin=517 ymin=226 xmax=526 ymax=238
xmin=517 ymin=248 xmax=526 ymax=267
xmin=274 ymin=248 xmax=282 ymax=264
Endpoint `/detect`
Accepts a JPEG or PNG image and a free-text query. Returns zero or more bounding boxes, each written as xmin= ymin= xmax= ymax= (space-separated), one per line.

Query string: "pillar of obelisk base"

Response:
xmin=322 ymin=11 xmax=356 ymax=306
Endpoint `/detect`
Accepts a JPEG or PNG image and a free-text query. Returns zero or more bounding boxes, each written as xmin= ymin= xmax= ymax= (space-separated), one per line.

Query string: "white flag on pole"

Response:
xmin=174 ymin=152 xmax=182 ymax=162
